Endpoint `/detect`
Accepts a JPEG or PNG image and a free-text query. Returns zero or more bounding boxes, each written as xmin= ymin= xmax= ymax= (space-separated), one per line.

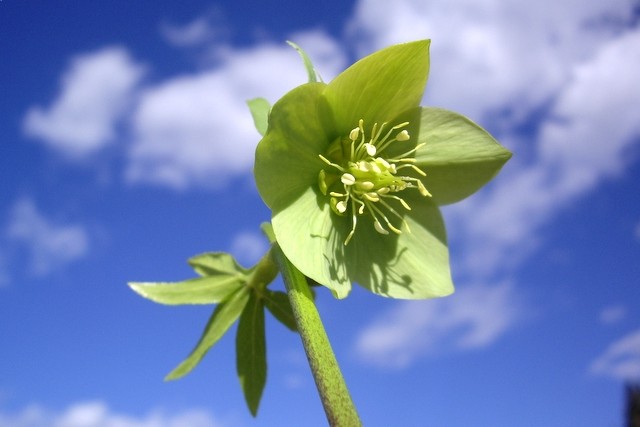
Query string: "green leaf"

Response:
xmin=263 ymin=290 xmax=297 ymax=331
xmin=323 ymin=39 xmax=430 ymax=135
xmin=247 ymin=97 xmax=271 ymax=137
xmin=413 ymin=107 xmax=513 ymax=205
xmin=129 ymin=276 xmax=244 ymax=305
xmin=260 ymin=222 xmax=275 ymax=242
xmin=166 ymin=287 xmax=250 ymax=380
xmin=236 ymin=291 xmax=267 ymax=416
xmin=188 ymin=252 xmax=248 ymax=277
xmin=287 ymin=41 xmax=319 ymax=83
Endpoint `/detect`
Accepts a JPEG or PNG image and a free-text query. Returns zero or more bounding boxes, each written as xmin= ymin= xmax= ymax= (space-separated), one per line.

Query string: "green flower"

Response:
xmin=255 ymin=40 xmax=511 ymax=299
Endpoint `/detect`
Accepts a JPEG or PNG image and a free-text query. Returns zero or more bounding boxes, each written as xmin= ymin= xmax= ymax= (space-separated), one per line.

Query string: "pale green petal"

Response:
xmin=413 ymin=107 xmax=512 ymax=205
xmin=272 ymin=187 xmax=453 ymax=299
xmin=271 ymin=187 xmax=352 ymax=299
xmin=341 ymin=194 xmax=453 ymax=299
xmin=254 ymin=82 xmax=333 ymax=211
xmin=323 ymin=40 xmax=430 ymax=135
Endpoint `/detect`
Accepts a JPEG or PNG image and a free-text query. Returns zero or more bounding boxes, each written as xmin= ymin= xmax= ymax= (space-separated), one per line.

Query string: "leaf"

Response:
xmin=247 ymin=97 xmax=271 ymax=137
xmin=413 ymin=107 xmax=513 ymax=205
xmin=287 ymin=41 xmax=319 ymax=83
xmin=236 ymin=291 xmax=267 ymax=416
xmin=263 ymin=290 xmax=297 ymax=331
xmin=165 ymin=287 xmax=250 ymax=380
xmin=188 ymin=252 xmax=248 ymax=277
xmin=129 ymin=276 xmax=244 ymax=305
xmin=260 ymin=222 xmax=275 ymax=243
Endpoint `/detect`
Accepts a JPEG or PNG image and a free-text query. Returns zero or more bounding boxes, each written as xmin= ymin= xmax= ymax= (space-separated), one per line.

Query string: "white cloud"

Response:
xmin=346 ymin=0 xmax=640 ymax=280
xmin=21 ymin=1 xmax=640 ymax=286
xmin=0 ymin=401 xmax=222 ymax=427
xmin=440 ymin=27 xmax=640 ymax=279
xmin=599 ymin=305 xmax=628 ymax=325
xmin=347 ymin=0 xmax=634 ymax=120
xmin=354 ymin=283 xmax=522 ymax=368
xmin=161 ymin=15 xmax=223 ymax=48
xmin=590 ymin=328 xmax=640 ymax=380
xmin=229 ymin=231 xmax=269 ymax=267
xmin=23 ymin=47 xmax=145 ymax=159
xmin=6 ymin=198 xmax=89 ymax=277
xmin=126 ymin=30 xmax=345 ymax=189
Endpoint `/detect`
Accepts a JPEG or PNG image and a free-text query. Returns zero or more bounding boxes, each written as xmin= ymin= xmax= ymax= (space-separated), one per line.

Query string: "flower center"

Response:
xmin=318 ymin=119 xmax=431 ymax=245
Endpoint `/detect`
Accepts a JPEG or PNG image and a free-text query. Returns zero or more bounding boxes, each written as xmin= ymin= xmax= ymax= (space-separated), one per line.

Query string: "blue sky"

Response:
xmin=1 ymin=0 xmax=639 ymax=426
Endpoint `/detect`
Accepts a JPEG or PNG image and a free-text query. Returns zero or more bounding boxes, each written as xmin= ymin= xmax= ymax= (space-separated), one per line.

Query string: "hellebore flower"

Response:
xmin=255 ymin=40 xmax=511 ymax=299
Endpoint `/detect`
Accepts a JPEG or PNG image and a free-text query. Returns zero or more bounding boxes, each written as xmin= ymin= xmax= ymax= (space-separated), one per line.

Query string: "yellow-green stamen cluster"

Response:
xmin=318 ymin=119 xmax=431 ymax=245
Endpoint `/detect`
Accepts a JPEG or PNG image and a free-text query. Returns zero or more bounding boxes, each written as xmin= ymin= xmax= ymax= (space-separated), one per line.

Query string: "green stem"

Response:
xmin=272 ymin=242 xmax=362 ymax=426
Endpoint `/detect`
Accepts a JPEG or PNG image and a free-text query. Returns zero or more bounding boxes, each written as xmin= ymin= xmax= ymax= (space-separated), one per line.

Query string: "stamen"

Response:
xmin=374 ymin=220 xmax=388 ymax=235
xmin=369 ymin=202 xmax=402 ymax=234
xmin=356 ymin=181 xmax=374 ymax=191
xmin=319 ymin=118 xmax=431 ymax=244
xmin=319 ymin=154 xmax=345 ymax=172
xmin=396 ymin=130 xmax=410 ymax=141
xmin=318 ymin=170 xmax=328 ymax=195
xmin=396 ymin=164 xmax=427 ymax=177
xmin=349 ymin=127 xmax=360 ymax=141
xmin=364 ymin=143 xmax=377 ymax=156
xmin=341 ymin=173 xmax=356 ymax=186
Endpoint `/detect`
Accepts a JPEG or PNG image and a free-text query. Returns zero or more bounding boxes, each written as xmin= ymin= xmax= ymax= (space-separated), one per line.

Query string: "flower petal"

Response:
xmin=272 ymin=186 xmax=453 ymax=299
xmin=255 ymin=82 xmax=333 ymax=211
xmin=342 ymin=194 xmax=453 ymax=299
xmin=271 ymin=186 xmax=352 ymax=298
xmin=413 ymin=107 xmax=512 ymax=205
xmin=324 ymin=40 xmax=430 ymax=135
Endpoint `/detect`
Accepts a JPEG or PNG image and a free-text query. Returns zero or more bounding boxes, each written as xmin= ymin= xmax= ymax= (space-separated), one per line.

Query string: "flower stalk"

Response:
xmin=270 ymin=237 xmax=361 ymax=426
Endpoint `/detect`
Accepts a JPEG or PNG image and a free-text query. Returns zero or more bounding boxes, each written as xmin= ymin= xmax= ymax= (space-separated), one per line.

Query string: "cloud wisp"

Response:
xmin=0 ymin=400 xmax=222 ymax=427
xmin=5 ymin=198 xmax=89 ymax=278
xmin=18 ymin=0 xmax=640 ymax=368
xmin=23 ymin=47 xmax=145 ymax=159
xmin=126 ymin=30 xmax=344 ymax=189
xmin=590 ymin=328 xmax=640 ymax=381
xmin=354 ymin=283 xmax=523 ymax=369
xmin=229 ymin=230 xmax=269 ymax=267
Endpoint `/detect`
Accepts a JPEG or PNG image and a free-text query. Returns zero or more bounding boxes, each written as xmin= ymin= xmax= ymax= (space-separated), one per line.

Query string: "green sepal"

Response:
xmin=323 ymin=39 xmax=430 ymax=135
xmin=413 ymin=107 xmax=513 ymax=205
xmin=271 ymin=188 xmax=453 ymax=299
xmin=247 ymin=98 xmax=271 ymax=137
xmin=254 ymin=82 xmax=331 ymax=212
xmin=263 ymin=290 xmax=297 ymax=331
xmin=128 ymin=276 xmax=244 ymax=305
xmin=236 ymin=291 xmax=267 ymax=416
xmin=165 ymin=287 xmax=250 ymax=380
xmin=287 ymin=41 xmax=320 ymax=83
